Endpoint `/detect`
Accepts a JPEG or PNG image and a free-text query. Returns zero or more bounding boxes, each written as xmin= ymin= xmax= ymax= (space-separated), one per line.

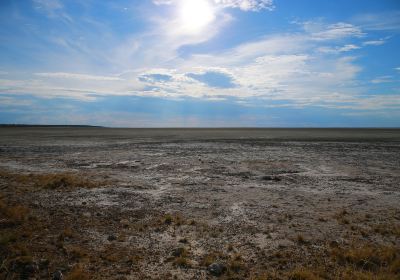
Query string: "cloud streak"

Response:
xmin=35 ymin=72 xmax=123 ymax=81
xmin=154 ymin=0 xmax=274 ymax=11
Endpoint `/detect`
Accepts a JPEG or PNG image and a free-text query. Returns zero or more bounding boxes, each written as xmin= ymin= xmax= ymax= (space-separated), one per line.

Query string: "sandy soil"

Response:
xmin=0 ymin=128 xmax=399 ymax=279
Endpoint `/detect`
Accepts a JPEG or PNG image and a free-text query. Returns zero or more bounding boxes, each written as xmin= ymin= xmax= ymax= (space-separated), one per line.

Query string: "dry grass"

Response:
xmin=200 ymin=251 xmax=226 ymax=267
xmin=162 ymin=213 xmax=185 ymax=226
xmin=65 ymin=265 xmax=90 ymax=280
xmin=334 ymin=209 xmax=351 ymax=225
xmin=173 ymin=256 xmax=191 ymax=268
xmin=164 ymin=214 xmax=173 ymax=225
xmin=285 ymin=243 xmax=400 ymax=280
xmin=288 ymin=268 xmax=322 ymax=280
xmin=34 ymin=173 xmax=99 ymax=189
xmin=296 ymin=234 xmax=307 ymax=244
xmin=332 ymin=244 xmax=398 ymax=271
xmin=1 ymin=167 xmax=399 ymax=279
xmin=171 ymin=247 xmax=191 ymax=268
xmin=373 ymin=224 xmax=400 ymax=237
xmin=61 ymin=227 xmax=74 ymax=239
xmin=3 ymin=205 xmax=29 ymax=223
xmin=0 ymin=199 xmax=30 ymax=225
xmin=0 ymin=169 xmax=107 ymax=190
xmin=228 ymin=256 xmax=245 ymax=273
xmin=68 ymin=246 xmax=88 ymax=260
xmin=0 ymin=232 xmax=17 ymax=246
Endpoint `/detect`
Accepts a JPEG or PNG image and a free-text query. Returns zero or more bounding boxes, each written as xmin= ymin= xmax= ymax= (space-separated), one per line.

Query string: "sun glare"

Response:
xmin=178 ymin=0 xmax=215 ymax=34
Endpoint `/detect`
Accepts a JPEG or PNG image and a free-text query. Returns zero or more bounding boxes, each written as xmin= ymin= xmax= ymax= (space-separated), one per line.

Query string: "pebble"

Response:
xmin=171 ymin=247 xmax=185 ymax=257
xmin=52 ymin=270 xmax=63 ymax=280
xmin=207 ymin=263 xmax=226 ymax=276
xmin=82 ymin=212 xmax=91 ymax=218
xmin=120 ymin=219 xmax=130 ymax=228
xmin=107 ymin=234 xmax=117 ymax=241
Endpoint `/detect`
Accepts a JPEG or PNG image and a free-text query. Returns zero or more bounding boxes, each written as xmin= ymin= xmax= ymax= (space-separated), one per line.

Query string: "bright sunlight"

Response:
xmin=178 ymin=0 xmax=215 ymax=34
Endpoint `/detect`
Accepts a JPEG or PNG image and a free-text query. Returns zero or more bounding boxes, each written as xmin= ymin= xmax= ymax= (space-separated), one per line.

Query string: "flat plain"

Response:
xmin=0 ymin=128 xmax=399 ymax=279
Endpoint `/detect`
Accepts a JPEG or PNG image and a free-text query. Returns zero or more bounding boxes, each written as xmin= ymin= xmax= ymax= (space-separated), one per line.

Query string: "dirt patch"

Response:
xmin=0 ymin=128 xmax=399 ymax=279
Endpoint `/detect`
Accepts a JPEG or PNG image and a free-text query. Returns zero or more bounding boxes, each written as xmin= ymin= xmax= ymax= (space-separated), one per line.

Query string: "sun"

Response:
xmin=178 ymin=0 xmax=215 ymax=34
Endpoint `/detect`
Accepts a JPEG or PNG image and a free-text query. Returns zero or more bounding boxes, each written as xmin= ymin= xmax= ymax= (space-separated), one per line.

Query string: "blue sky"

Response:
xmin=0 ymin=0 xmax=399 ymax=127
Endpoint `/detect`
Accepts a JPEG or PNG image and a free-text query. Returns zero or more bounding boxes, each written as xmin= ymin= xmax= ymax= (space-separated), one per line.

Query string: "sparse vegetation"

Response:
xmin=332 ymin=244 xmax=398 ymax=271
xmin=164 ymin=214 xmax=173 ymax=225
xmin=65 ymin=265 xmax=90 ymax=280
xmin=296 ymin=233 xmax=306 ymax=244
xmin=0 ymin=199 xmax=30 ymax=224
xmin=0 ymin=130 xmax=399 ymax=279
xmin=228 ymin=253 xmax=245 ymax=273
xmin=0 ymin=169 xmax=107 ymax=191
xmin=201 ymin=252 xmax=219 ymax=267
xmin=173 ymin=256 xmax=191 ymax=268
xmin=288 ymin=268 xmax=321 ymax=280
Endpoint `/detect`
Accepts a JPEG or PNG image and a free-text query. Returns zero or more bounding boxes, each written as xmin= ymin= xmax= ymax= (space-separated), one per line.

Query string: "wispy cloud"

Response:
xmin=32 ymin=0 xmax=73 ymax=22
xmin=353 ymin=11 xmax=400 ymax=31
xmin=154 ymin=0 xmax=275 ymax=11
xmin=214 ymin=0 xmax=274 ymax=11
xmin=363 ymin=39 xmax=386 ymax=46
xmin=318 ymin=44 xmax=360 ymax=54
xmin=1 ymin=2 xmax=399 ymax=119
xmin=300 ymin=21 xmax=365 ymax=40
xmin=371 ymin=75 xmax=393 ymax=84
xmin=2 ymin=15 xmax=397 ymax=111
xmin=32 ymin=0 xmax=63 ymax=14
xmin=35 ymin=72 xmax=123 ymax=81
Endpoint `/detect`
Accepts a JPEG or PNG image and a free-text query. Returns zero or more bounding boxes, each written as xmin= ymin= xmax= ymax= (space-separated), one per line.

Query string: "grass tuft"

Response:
xmin=65 ymin=265 xmax=90 ymax=280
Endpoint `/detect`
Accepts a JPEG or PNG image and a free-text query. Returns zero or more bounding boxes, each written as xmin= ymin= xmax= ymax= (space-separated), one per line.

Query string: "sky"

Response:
xmin=0 ymin=0 xmax=399 ymax=127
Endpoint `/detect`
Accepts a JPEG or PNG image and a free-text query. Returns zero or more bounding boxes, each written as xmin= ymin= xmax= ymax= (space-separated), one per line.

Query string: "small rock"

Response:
xmin=38 ymin=259 xmax=49 ymax=269
xmin=52 ymin=270 xmax=63 ymax=280
xmin=261 ymin=175 xmax=281 ymax=181
xmin=207 ymin=263 xmax=226 ymax=276
xmin=120 ymin=219 xmax=130 ymax=228
xmin=329 ymin=240 xmax=340 ymax=247
xmin=178 ymin=238 xmax=188 ymax=244
xmin=82 ymin=212 xmax=91 ymax=218
xmin=107 ymin=234 xmax=117 ymax=241
xmin=171 ymin=247 xmax=185 ymax=257
xmin=24 ymin=263 xmax=39 ymax=274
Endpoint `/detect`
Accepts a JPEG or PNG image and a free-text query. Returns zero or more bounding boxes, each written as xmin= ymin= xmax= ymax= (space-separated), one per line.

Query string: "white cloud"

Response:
xmin=301 ymin=21 xmax=364 ymax=41
xmin=318 ymin=44 xmax=360 ymax=54
xmin=130 ymin=42 xmax=364 ymax=104
xmin=2 ymin=11 xmax=399 ymax=112
xmin=0 ymin=27 xmax=384 ymax=109
xmin=339 ymin=44 xmax=360 ymax=52
xmin=363 ymin=40 xmax=386 ymax=46
xmin=153 ymin=0 xmax=274 ymax=11
xmin=214 ymin=0 xmax=274 ymax=11
xmin=152 ymin=0 xmax=174 ymax=5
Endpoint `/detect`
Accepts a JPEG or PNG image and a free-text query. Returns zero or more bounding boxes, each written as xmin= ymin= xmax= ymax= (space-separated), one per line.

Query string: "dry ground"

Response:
xmin=0 ymin=128 xmax=399 ymax=279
